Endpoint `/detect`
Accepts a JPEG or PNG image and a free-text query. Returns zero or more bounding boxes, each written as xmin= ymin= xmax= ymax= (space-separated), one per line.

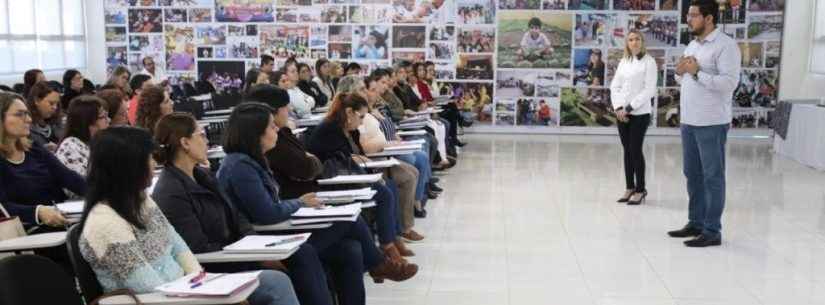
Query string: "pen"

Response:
xmin=265 ymin=236 xmax=306 ymax=247
xmin=189 ymin=271 xmax=206 ymax=284
xmin=190 ymin=273 xmax=228 ymax=289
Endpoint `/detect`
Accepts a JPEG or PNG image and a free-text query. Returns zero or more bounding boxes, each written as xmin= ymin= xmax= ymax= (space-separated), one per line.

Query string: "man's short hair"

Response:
xmin=690 ymin=0 xmax=719 ymax=25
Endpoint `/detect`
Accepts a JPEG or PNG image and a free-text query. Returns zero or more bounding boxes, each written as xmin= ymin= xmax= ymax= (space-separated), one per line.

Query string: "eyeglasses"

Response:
xmin=98 ymin=111 xmax=110 ymax=120
xmin=192 ymin=131 xmax=208 ymax=139
xmin=9 ymin=110 xmax=31 ymax=118
xmin=686 ymin=13 xmax=704 ymax=19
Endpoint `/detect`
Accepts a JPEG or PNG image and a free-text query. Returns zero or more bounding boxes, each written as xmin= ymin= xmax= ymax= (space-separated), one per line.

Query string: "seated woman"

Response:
xmin=26 ymin=81 xmax=64 ymax=152
xmin=135 ymin=84 xmax=173 ymax=135
xmin=96 ymin=89 xmax=131 ymax=126
xmin=56 ymin=96 xmax=111 ymax=177
xmin=152 ymin=112 xmax=336 ymax=305
xmin=79 ymin=126 xmax=299 ymax=305
xmin=216 ymin=103 xmax=418 ymax=294
xmin=339 ymin=75 xmax=430 ymax=241
xmin=0 ymin=92 xmax=85 ymax=272
xmin=306 ymin=93 xmax=416 ymax=256
xmin=296 ymin=63 xmax=329 ymax=108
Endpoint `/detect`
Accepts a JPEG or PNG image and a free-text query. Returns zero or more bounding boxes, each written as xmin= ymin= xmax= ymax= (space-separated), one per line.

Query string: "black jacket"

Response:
xmin=393 ymin=83 xmax=423 ymax=111
xmin=297 ymin=80 xmax=329 ymax=108
xmin=266 ymin=127 xmax=324 ymax=199
xmin=151 ymin=166 xmax=253 ymax=254
xmin=306 ymin=120 xmax=365 ymax=163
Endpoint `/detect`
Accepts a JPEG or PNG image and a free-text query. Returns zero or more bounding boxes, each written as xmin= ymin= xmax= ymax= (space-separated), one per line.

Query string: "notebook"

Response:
xmin=384 ymin=144 xmax=422 ymax=151
xmin=359 ymin=158 xmax=401 ymax=169
xmin=155 ymin=271 xmax=261 ymax=297
xmin=291 ymin=203 xmax=361 ymax=219
xmin=315 ymin=188 xmax=374 ymax=199
xmin=222 ymin=233 xmax=311 ymax=254
xmin=397 ymin=130 xmax=427 ymax=136
xmin=317 ymin=173 xmax=382 ymax=185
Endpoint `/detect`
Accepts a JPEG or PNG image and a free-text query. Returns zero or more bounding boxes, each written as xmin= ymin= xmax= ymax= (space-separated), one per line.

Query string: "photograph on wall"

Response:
xmin=331 ymin=0 xmax=358 ymax=4
xmin=440 ymin=82 xmax=494 ymax=123
xmin=542 ymin=0 xmax=566 ymax=9
xmin=197 ymin=46 xmax=213 ymax=58
xmin=516 ymin=98 xmax=559 ymax=126
xmin=613 ymin=0 xmax=654 ymax=10
xmin=748 ymin=14 xmax=783 ymax=41
xmin=160 ymin=0 xmax=212 ymax=5
xmin=739 ymin=42 xmax=764 ymax=68
xmin=624 ymin=14 xmax=679 ymax=48
xmin=657 ymin=88 xmax=679 ymax=127
xmin=127 ymin=52 xmax=156 ymax=72
xmin=392 ymin=0 xmax=454 ymax=24
xmin=394 ymin=26 xmax=427 ymax=49
xmin=749 ymin=0 xmax=785 ymax=12
xmin=723 ymin=25 xmax=747 ymax=40
xmin=322 ymin=6 xmax=347 ymax=23
xmin=300 ymin=7 xmax=324 ymax=23
xmin=107 ymin=47 xmax=128 ymax=69
xmin=734 ymin=69 xmax=778 ymax=108
xmin=429 ymin=42 xmax=456 ymax=60
xmin=197 ymin=60 xmax=246 ymax=94
xmin=215 ymin=0 xmax=275 ymax=22
xmin=496 ymin=70 xmax=537 ymax=97
xmin=328 ymin=42 xmax=353 ymax=59
xmin=457 ymin=54 xmax=494 ymax=80
xmin=227 ymin=25 xmax=246 ymax=36
xmin=260 ymin=25 xmax=310 ymax=58
xmin=499 ymin=0 xmax=540 ymax=10
xmin=164 ymin=24 xmax=196 ymax=71
xmin=353 ymin=26 xmax=389 ymax=59
xmin=567 ymin=0 xmax=606 ymax=10
xmin=108 ymin=0 xmax=130 ymax=6
xmin=310 ymin=25 xmax=328 ymax=49
xmin=106 ymin=8 xmax=128 ymax=24
xmin=457 ymin=27 xmax=495 ymax=53
xmin=731 ymin=108 xmax=771 ymax=128
xmin=352 ymin=5 xmax=393 ymax=24
xmin=494 ymin=99 xmax=516 ymax=126
xmin=718 ymin=0 xmax=746 ymax=24
xmin=189 ymin=8 xmax=213 ymax=22
xmin=129 ymin=9 xmax=163 ymax=33
xmin=164 ymin=9 xmax=188 ymax=23
xmin=276 ymin=8 xmax=300 ymax=23
xmin=309 ymin=49 xmax=325 ymax=59
xmin=279 ymin=0 xmax=314 ymax=5
xmin=765 ymin=41 xmax=781 ymax=68
xmin=573 ymin=48 xmax=605 ymax=87
xmin=196 ymin=25 xmax=227 ymax=45
xmin=575 ymin=13 xmax=620 ymax=48
xmin=329 ymin=25 xmax=353 ymax=42
xmin=214 ymin=47 xmax=228 ymax=58
xmin=654 ymin=0 xmax=676 ymax=9
xmin=560 ymin=87 xmax=615 ymax=126
xmin=429 ymin=25 xmax=455 ymax=41
xmin=106 ymin=27 xmax=127 ymax=43
xmin=457 ymin=0 xmax=496 ymax=24
xmin=392 ymin=51 xmax=426 ymax=64
xmin=131 ymin=0 xmax=157 ymax=6
xmin=497 ymin=11 xmax=572 ymax=69
xmin=434 ymin=62 xmax=456 ymax=79
xmin=535 ymin=71 xmax=563 ymax=97
xmin=227 ymin=36 xmax=259 ymax=58
xmin=129 ymin=35 xmax=164 ymax=53
xmin=605 ymin=48 xmax=622 ymax=86
xmin=363 ymin=0 xmax=391 ymax=3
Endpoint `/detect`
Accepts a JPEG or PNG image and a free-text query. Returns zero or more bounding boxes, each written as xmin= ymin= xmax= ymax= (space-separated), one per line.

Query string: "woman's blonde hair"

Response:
xmin=0 ymin=92 xmax=32 ymax=157
xmin=623 ymin=29 xmax=647 ymax=60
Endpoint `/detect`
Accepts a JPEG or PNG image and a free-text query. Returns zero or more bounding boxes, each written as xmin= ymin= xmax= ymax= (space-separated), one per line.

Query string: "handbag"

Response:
xmin=0 ymin=203 xmax=26 ymax=241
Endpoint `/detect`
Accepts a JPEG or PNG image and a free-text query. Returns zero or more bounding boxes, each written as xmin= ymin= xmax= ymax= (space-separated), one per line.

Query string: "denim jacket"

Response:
xmin=216 ymin=152 xmax=302 ymax=225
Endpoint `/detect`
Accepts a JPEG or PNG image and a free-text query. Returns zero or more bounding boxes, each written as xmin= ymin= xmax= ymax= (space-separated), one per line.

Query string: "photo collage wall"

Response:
xmin=104 ymin=0 xmax=785 ymax=130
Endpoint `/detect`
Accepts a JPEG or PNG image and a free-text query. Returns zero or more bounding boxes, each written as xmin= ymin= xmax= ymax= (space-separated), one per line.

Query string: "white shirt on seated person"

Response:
xmin=287 ymin=87 xmax=315 ymax=119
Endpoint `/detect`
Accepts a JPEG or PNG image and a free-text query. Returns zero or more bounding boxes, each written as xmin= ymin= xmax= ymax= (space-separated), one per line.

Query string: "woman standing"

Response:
xmin=609 ymin=30 xmax=656 ymax=205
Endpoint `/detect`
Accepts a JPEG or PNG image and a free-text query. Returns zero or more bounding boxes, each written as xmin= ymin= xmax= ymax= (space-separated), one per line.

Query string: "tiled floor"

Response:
xmin=365 ymin=134 xmax=825 ymax=305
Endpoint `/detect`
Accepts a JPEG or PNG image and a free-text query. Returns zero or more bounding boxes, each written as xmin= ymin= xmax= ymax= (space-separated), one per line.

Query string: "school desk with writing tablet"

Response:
xmin=0 ymin=232 xmax=67 ymax=253
xmin=98 ymin=281 xmax=259 ymax=305
xmin=252 ymin=221 xmax=333 ymax=232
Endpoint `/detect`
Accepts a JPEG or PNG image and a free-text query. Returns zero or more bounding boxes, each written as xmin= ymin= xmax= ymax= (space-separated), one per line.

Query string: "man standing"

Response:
xmin=668 ymin=0 xmax=740 ymax=247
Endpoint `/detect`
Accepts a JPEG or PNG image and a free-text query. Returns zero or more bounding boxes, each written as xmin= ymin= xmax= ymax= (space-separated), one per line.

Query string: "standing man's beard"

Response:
xmin=690 ymin=24 xmax=704 ymax=36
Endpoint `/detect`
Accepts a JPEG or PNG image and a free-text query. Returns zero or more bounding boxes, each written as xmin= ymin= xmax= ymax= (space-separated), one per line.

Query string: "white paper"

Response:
xmin=223 ymin=233 xmax=310 ymax=254
xmin=397 ymin=130 xmax=427 ymax=136
xmin=399 ymin=139 xmax=426 ymax=145
xmin=290 ymin=213 xmax=360 ymax=225
xmin=56 ymin=200 xmax=84 ymax=215
xmin=384 ymin=144 xmax=421 ymax=151
xmin=155 ymin=271 xmax=261 ymax=297
xmin=317 ymin=173 xmax=382 ymax=185
xmin=359 ymin=158 xmax=401 ymax=168
xmin=292 ymin=203 xmax=361 ymax=218
xmin=316 ymin=188 xmax=374 ymax=198
xmin=292 ymin=127 xmax=307 ymax=134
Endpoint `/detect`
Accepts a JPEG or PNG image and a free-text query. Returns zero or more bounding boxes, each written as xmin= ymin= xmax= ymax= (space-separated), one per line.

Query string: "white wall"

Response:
xmin=778 ymin=0 xmax=825 ymax=100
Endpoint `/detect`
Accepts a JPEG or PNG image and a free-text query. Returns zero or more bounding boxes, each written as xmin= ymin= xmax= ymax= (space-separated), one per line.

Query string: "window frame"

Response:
xmin=0 ymin=0 xmax=87 ymax=76
xmin=811 ymin=0 xmax=825 ymax=75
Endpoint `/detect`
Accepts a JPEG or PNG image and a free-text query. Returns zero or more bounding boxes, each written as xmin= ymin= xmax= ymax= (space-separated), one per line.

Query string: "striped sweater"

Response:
xmin=79 ymin=197 xmax=202 ymax=294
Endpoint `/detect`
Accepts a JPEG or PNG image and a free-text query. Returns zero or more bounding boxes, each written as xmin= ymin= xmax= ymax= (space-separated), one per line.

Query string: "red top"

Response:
xmin=128 ymin=95 xmax=140 ymax=125
xmin=416 ymin=80 xmax=433 ymax=102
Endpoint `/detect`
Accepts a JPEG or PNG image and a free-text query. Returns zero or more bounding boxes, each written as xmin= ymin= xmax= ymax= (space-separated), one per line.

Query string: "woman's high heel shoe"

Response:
xmin=627 ymin=190 xmax=648 ymax=205
xmin=616 ymin=190 xmax=634 ymax=203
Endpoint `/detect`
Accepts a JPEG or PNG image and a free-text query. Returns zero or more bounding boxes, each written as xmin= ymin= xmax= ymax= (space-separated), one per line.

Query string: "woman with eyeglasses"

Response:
xmin=56 ymin=96 xmax=111 ymax=177
xmin=80 ymin=126 xmax=300 ymax=305
xmin=0 ymin=92 xmax=85 ymax=272
xmin=96 ymin=89 xmax=131 ymax=126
